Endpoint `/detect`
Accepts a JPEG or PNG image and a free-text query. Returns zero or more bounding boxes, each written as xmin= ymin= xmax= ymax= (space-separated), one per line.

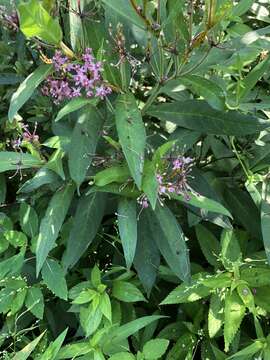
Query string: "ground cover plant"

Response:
xmin=0 ymin=0 xmax=270 ymax=358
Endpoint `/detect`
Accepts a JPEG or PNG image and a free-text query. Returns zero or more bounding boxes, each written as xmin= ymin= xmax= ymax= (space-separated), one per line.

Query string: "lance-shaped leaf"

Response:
xmin=115 ymin=93 xmax=146 ymax=189
xmin=55 ymin=98 xmax=94 ymax=122
xmin=208 ymin=292 xmax=224 ymax=338
xmin=147 ymin=205 xmax=190 ymax=282
xmin=18 ymin=0 xmax=62 ymax=44
xmin=0 ymin=152 xmax=44 ymax=173
xmin=147 ymin=100 xmax=269 ymax=136
xmin=38 ymin=328 xmax=68 ymax=360
xmin=62 ymin=193 xmax=106 ymax=270
xmin=224 ymin=291 xmax=245 ymax=352
xmin=68 ymin=106 xmax=103 ymax=188
xmin=8 ymin=64 xmax=53 ymax=121
xmin=261 ymin=181 xmax=270 ymax=264
xmin=142 ymin=161 xmax=159 ymax=209
xmin=36 ymin=182 xmax=75 ymax=275
xmin=220 ymin=230 xmax=242 ymax=271
xmin=12 ymin=331 xmax=45 ymax=360
xmin=117 ymin=198 xmax=137 ymax=269
xmin=42 ymin=259 xmax=68 ymax=300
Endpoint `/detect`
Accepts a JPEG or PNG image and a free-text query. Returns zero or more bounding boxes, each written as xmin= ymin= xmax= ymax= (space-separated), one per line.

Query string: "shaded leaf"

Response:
xmin=25 ymin=287 xmax=44 ymax=319
xmin=0 ymin=152 xmax=44 ymax=173
xmin=41 ymin=259 xmax=68 ymax=300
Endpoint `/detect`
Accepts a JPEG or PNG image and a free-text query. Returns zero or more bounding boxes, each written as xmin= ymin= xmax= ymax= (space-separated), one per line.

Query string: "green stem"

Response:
xmin=141 ymin=83 xmax=161 ymax=115
xmin=178 ymin=46 xmax=211 ymax=77
xmin=230 ymin=136 xmax=250 ymax=179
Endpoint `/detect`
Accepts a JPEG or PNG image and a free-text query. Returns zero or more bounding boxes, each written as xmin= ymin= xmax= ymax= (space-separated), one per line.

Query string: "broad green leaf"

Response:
xmin=41 ymin=259 xmax=68 ymax=300
xmin=80 ymin=303 xmax=103 ymax=337
xmin=224 ymin=291 xmax=245 ymax=352
xmin=115 ymin=93 xmax=146 ymax=189
xmin=0 ymin=251 xmax=25 ymax=281
xmin=94 ymin=165 xmax=130 ymax=187
xmin=146 ymin=205 xmax=190 ymax=282
xmin=10 ymin=288 xmax=27 ymax=315
xmin=147 ymin=100 xmax=269 ymax=135
xmin=109 ymin=353 xmax=135 ymax=360
xmin=161 ymin=273 xmax=211 ymax=305
xmin=0 ymin=73 xmax=23 ymax=85
xmin=117 ymin=198 xmax=137 ymax=269
xmin=91 ymin=265 xmax=102 ymax=288
xmin=142 ymin=161 xmax=159 ymax=209
xmin=45 ymin=149 xmax=65 ymax=180
xmin=171 ymin=192 xmax=232 ymax=218
xmin=152 ymin=141 xmax=176 ymax=166
xmin=166 ymin=333 xmax=197 ymax=360
xmin=55 ymin=98 xmax=93 ymax=122
xmin=73 ymin=289 xmax=97 ymax=305
xmin=55 ymin=341 xmax=92 ymax=359
xmin=8 ymin=64 xmax=53 ymax=121
xmin=99 ymin=292 xmax=112 ymax=322
xmin=0 ymin=152 xmax=44 ymax=173
xmin=228 ymin=340 xmax=264 ymax=359
xmin=107 ymin=315 xmax=165 ymax=344
xmin=18 ymin=0 xmax=62 ymax=44
xmin=12 ymin=331 xmax=45 ymax=360
xmin=18 ymin=168 xmax=60 ymax=193
xmin=69 ymin=0 xmax=84 ymax=51
xmin=220 ymin=230 xmax=242 ymax=271
xmin=237 ymin=284 xmax=255 ymax=313
xmin=0 ymin=174 xmax=6 ymax=204
xmin=36 ymin=183 xmax=75 ymax=275
xmin=180 ymin=75 xmax=225 ymax=110
xmin=102 ymin=0 xmax=146 ymax=30
xmin=19 ymin=203 xmax=38 ymax=238
xmin=261 ymin=181 xmax=270 ymax=264
xmin=68 ymin=106 xmax=103 ymax=188
xmin=134 ymin=213 xmax=160 ymax=296
xmin=241 ymin=267 xmax=270 ymax=287
xmin=38 ymin=328 xmax=68 ymax=360
xmin=195 ymin=224 xmax=220 ymax=267
xmin=143 ymin=339 xmax=169 ymax=359
xmin=62 ymin=193 xmax=106 ymax=270
xmin=112 ymin=281 xmax=146 ymax=302
xmin=239 ymin=56 xmax=270 ymax=100
xmin=4 ymin=230 xmax=27 ymax=248
xmin=25 ymin=287 xmax=44 ymax=319
xmin=208 ymin=292 xmax=224 ymax=338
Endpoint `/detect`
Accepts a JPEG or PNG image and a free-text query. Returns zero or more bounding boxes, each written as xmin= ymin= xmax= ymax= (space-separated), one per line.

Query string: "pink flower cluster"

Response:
xmin=137 ymin=155 xmax=194 ymax=211
xmin=41 ymin=49 xmax=111 ymax=104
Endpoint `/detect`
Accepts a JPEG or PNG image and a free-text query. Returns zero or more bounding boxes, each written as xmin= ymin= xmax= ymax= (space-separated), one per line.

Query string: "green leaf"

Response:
xmin=109 ymin=353 xmax=135 ymax=360
xmin=142 ymin=161 xmax=159 ymax=209
xmin=161 ymin=273 xmax=212 ymax=305
xmin=8 ymin=64 xmax=53 ymax=121
xmin=4 ymin=230 xmax=27 ymax=248
xmin=25 ymin=287 xmax=44 ymax=319
xmin=18 ymin=0 xmax=62 ymax=44
xmin=72 ymin=289 xmax=97 ymax=304
xmin=45 ymin=149 xmax=65 ymax=180
xmin=19 ymin=203 xmax=39 ymax=238
xmin=224 ymin=291 xmax=245 ymax=352
xmin=146 ymin=205 xmax=190 ymax=282
xmin=171 ymin=192 xmax=232 ymax=218
xmin=115 ymin=93 xmax=146 ymax=189
xmin=68 ymin=106 xmax=103 ymax=188
xmin=0 ymin=152 xmax=44 ymax=173
xmin=54 ymin=341 xmax=92 ymax=359
xmin=112 ymin=281 xmax=146 ymax=302
xmin=220 ymin=230 xmax=242 ymax=271
xmin=12 ymin=331 xmax=45 ymax=360
xmin=93 ymin=165 xmax=131 ymax=187
xmin=166 ymin=333 xmax=197 ymax=360
xmin=62 ymin=193 xmax=106 ymax=270
xmin=0 ymin=174 xmax=6 ymax=204
xmin=180 ymin=75 xmax=225 ymax=110
xmin=208 ymin=292 xmax=224 ymax=338
xmin=240 ymin=267 xmax=270 ymax=287
xmin=18 ymin=168 xmax=60 ymax=193
xmin=261 ymin=181 xmax=270 ymax=264
xmin=227 ymin=340 xmax=264 ymax=359
xmin=69 ymin=0 xmax=84 ymax=51
xmin=36 ymin=182 xmax=75 ymax=275
xmin=143 ymin=339 xmax=169 ymax=359
xmin=91 ymin=265 xmax=102 ymax=288
xmin=117 ymin=198 xmax=137 ymax=269
xmin=102 ymin=0 xmax=146 ymax=30
xmin=41 ymin=259 xmax=68 ymax=300
xmin=134 ymin=213 xmax=160 ymax=296
xmin=239 ymin=56 xmax=270 ymax=100
xmin=147 ymin=100 xmax=269 ymax=135
xmin=55 ymin=98 xmax=93 ymax=122
xmin=0 ymin=251 xmax=25 ymax=281
xmin=195 ymin=224 xmax=220 ymax=267
xmin=38 ymin=328 xmax=68 ymax=360
xmin=107 ymin=315 xmax=165 ymax=344
xmin=80 ymin=303 xmax=103 ymax=337
xmin=100 ymin=292 xmax=112 ymax=322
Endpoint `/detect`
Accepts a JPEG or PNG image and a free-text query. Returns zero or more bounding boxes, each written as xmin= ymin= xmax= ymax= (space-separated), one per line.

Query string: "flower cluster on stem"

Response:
xmin=41 ymin=48 xmax=111 ymax=104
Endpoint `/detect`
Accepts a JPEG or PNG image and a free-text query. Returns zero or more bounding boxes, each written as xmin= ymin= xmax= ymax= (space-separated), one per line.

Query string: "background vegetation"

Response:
xmin=0 ymin=0 xmax=270 ymax=358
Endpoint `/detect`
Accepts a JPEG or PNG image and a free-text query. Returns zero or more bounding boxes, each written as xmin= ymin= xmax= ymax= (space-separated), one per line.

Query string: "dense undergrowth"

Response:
xmin=1 ymin=0 xmax=270 ymax=359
